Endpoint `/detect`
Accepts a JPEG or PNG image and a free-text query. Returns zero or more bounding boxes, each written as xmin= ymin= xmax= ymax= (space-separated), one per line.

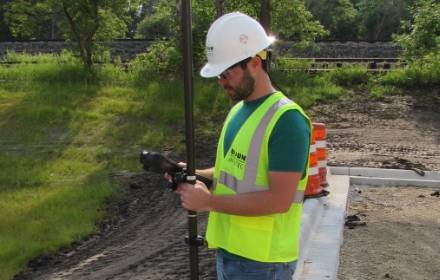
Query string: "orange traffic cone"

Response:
xmin=314 ymin=123 xmax=329 ymax=188
xmin=305 ymin=128 xmax=323 ymax=198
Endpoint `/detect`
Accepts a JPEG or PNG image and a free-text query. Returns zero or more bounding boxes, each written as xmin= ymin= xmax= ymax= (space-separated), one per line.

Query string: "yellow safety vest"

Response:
xmin=206 ymin=92 xmax=311 ymax=263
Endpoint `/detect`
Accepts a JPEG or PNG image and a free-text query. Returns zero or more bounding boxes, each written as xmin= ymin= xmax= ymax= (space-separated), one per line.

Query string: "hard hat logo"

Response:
xmin=206 ymin=46 xmax=214 ymax=58
xmin=239 ymin=34 xmax=249 ymax=45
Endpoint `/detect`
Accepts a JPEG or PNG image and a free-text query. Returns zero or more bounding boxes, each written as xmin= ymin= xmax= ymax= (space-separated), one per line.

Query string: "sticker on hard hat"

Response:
xmin=239 ymin=34 xmax=249 ymax=44
xmin=206 ymin=46 xmax=214 ymax=58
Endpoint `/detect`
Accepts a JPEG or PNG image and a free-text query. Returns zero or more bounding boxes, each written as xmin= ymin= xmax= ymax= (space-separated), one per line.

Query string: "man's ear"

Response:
xmin=249 ymin=56 xmax=262 ymax=71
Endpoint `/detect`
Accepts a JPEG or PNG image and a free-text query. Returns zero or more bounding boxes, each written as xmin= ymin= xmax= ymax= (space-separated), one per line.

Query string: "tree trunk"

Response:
xmin=215 ymin=0 xmax=224 ymax=19
xmin=260 ymin=0 xmax=270 ymax=33
xmin=62 ymin=2 xmax=99 ymax=70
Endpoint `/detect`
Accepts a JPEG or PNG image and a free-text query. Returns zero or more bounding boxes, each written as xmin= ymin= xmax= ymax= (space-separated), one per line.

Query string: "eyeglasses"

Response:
xmin=217 ymin=57 xmax=252 ymax=80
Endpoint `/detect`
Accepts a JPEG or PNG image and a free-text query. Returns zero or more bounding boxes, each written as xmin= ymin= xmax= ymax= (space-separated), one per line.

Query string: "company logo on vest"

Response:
xmin=228 ymin=148 xmax=247 ymax=169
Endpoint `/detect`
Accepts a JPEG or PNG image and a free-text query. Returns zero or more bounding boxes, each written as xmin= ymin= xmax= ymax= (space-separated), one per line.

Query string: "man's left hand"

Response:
xmin=176 ymin=181 xmax=212 ymax=212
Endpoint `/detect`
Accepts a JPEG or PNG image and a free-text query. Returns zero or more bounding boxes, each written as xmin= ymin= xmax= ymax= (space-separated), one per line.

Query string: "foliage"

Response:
xmin=136 ymin=10 xmax=175 ymax=40
xmin=136 ymin=0 xmax=178 ymax=40
xmin=222 ymin=0 xmax=260 ymax=16
xmin=326 ymin=65 xmax=370 ymax=87
xmin=394 ymin=0 xmax=440 ymax=62
xmin=271 ymin=71 xmax=344 ymax=108
xmin=135 ymin=0 xmax=327 ymax=72
xmin=192 ymin=0 xmax=216 ymax=66
xmin=219 ymin=0 xmax=327 ymax=43
xmin=306 ymin=0 xmax=358 ymax=40
xmin=0 ymin=0 xmax=14 ymax=41
xmin=125 ymin=0 xmax=155 ymax=38
xmin=303 ymin=0 xmax=415 ymax=41
xmin=4 ymin=0 xmax=137 ymax=68
xmin=274 ymin=57 xmax=313 ymax=71
xmin=355 ymin=0 xmax=409 ymax=41
xmin=1 ymin=0 xmax=431 ymax=43
xmin=128 ymin=40 xmax=181 ymax=82
xmin=271 ymin=0 xmax=327 ymax=44
xmin=378 ymin=53 xmax=440 ymax=88
xmin=1 ymin=49 xmax=76 ymax=64
xmin=4 ymin=0 xmax=55 ymax=39
xmin=0 ymin=51 xmax=133 ymax=85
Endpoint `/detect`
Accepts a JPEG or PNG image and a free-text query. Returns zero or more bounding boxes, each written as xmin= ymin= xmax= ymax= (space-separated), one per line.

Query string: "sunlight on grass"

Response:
xmin=0 ymin=183 xmax=114 ymax=280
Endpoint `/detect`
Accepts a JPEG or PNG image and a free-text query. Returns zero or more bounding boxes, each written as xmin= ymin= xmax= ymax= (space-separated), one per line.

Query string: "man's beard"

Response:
xmin=227 ymin=70 xmax=255 ymax=102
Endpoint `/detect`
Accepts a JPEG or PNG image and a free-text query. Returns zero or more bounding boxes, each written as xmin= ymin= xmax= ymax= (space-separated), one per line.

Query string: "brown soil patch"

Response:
xmin=338 ymin=186 xmax=440 ymax=280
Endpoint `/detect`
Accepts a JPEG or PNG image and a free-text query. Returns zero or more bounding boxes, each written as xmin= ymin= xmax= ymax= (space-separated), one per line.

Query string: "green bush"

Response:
xmin=2 ymin=50 xmax=55 ymax=64
xmin=128 ymin=41 xmax=181 ymax=83
xmin=272 ymin=71 xmax=343 ymax=108
xmin=379 ymin=54 xmax=440 ymax=88
xmin=136 ymin=13 xmax=175 ymax=40
xmin=394 ymin=0 xmax=440 ymax=62
xmin=326 ymin=65 xmax=370 ymax=87
xmin=0 ymin=51 xmax=132 ymax=85
xmin=274 ymin=58 xmax=312 ymax=71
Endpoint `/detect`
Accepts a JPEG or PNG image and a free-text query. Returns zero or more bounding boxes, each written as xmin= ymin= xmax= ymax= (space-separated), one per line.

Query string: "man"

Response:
xmin=176 ymin=12 xmax=311 ymax=280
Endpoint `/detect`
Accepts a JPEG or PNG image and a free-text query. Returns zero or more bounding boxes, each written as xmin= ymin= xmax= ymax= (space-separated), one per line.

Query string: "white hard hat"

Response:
xmin=200 ymin=12 xmax=275 ymax=78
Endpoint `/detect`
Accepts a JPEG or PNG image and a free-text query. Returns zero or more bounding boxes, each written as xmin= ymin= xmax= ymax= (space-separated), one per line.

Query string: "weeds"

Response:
xmin=326 ymin=65 xmax=370 ymax=87
xmin=379 ymin=55 xmax=440 ymax=88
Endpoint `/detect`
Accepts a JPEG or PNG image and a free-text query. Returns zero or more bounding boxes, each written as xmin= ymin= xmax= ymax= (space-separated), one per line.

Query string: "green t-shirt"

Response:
xmin=223 ymin=93 xmax=310 ymax=174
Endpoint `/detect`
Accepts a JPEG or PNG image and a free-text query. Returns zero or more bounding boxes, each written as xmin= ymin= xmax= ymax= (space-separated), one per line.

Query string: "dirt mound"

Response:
xmin=15 ymin=171 xmax=216 ymax=280
xmin=14 ymin=90 xmax=440 ymax=280
xmin=309 ymin=90 xmax=440 ymax=171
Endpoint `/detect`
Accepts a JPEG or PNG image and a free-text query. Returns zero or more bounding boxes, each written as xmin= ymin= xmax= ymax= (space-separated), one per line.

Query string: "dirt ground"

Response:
xmin=14 ymin=89 xmax=440 ymax=280
xmin=338 ymin=186 xmax=440 ymax=280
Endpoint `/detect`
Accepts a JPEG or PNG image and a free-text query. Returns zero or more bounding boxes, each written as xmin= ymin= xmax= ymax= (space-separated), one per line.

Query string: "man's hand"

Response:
xmin=163 ymin=161 xmax=187 ymax=182
xmin=176 ymin=181 xmax=212 ymax=212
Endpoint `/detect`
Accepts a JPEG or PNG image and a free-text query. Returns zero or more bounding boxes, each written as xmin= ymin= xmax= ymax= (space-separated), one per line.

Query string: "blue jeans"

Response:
xmin=216 ymin=249 xmax=297 ymax=280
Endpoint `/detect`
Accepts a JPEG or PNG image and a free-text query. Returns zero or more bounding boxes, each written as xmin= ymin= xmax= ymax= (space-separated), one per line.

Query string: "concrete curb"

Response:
xmin=330 ymin=167 xmax=440 ymax=187
xmin=295 ymin=174 xmax=350 ymax=280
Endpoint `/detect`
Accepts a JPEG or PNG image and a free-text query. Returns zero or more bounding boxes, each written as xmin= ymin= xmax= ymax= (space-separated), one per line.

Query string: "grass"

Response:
xmin=0 ymin=182 xmax=113 ymax=280
xmin=378 ymin=59 xmax=440 ymax=88
xmin=272 ymin=71 xmax=344 ymax=108
xmin=0 ymin=56 xmax=189 ymax=279
xmin=0 ymin=52 xmax=437 ymax=280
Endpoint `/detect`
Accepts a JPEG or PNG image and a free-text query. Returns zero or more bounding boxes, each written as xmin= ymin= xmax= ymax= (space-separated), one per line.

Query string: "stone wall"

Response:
xmin=276 ymin=41 xmax=402 ymax=58
xmin=0 ymin=40 xmax=401 ymax=61
xmin=0 ymin=40 xmax=151 ymax=61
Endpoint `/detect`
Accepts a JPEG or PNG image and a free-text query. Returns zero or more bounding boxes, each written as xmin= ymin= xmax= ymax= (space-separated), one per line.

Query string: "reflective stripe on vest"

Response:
xmin=215 ymin=97 xmax=305 ymax=203
xmin=216 ymin=172 xmax=305 ymax=203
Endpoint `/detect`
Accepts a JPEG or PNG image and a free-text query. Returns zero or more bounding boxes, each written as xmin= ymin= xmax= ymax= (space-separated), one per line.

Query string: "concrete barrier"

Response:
xmin=295 ymin=173 xmax=350 ymax=280
xmin=330 ymin=167 xmax=440 ymax=187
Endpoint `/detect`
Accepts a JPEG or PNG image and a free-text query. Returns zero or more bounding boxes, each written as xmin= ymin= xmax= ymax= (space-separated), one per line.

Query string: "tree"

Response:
xmin=5 ymin=0 xmax=135 ymax=68
xmin=305 ymin=0 xmax=358 ymax=40
xmin=4 ymin=0 xmax=57 ymax=40
xmin=136 ymin=1 xmax=177 ymax=40
xmin=216 ymin=0 xmax=326 ymax=42
xmin=355 ymin=0 xmax=408 ymax=41
xmin=126 ymin=0 xmax=157 ymax=38
xmin=271 ymin=0 xmax=327 ymax=43
xmin=260 ymin=0 xmax=270 ymax=32
xmin=394 ymin=0 xmax=440 ymax=61
xmin=134 ymin=0 xmax=327 ymax=75
xmin=215 ymin=0 xmax=225 ymax=19
xmin=0 ymin=0 xmax=14 ymax=41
